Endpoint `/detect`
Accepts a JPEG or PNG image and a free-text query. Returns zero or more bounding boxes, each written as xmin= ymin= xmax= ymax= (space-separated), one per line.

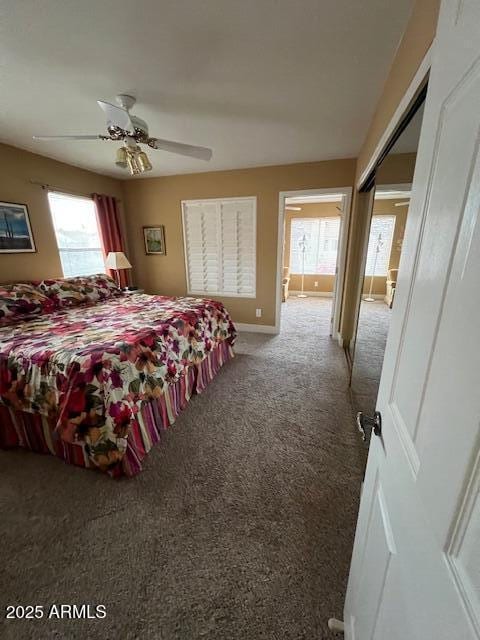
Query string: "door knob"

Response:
xmin=356 ymin=411 xmax=382 ymax=442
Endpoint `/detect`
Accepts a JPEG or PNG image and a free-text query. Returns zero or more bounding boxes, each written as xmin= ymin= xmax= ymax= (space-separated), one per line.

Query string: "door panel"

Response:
xmin=344 ymin=1 xmax=480 ymax=638
xmin=351 ymin=481 xmax=396 ymax=640
xmin=446 ymin=446 xmax=480 ymax=637
xmin=391 ymin=62 xmax=480 ymax=441
xmin=416 ymin=133 xmax=480 ymax=543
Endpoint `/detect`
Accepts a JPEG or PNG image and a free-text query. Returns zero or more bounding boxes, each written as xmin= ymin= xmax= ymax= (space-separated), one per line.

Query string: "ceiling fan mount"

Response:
xmin=112 ymin=94 xmax=149 ymax=138
xmin=115 ymin=94 xmax=136 ymax=111
xmin=33 ymin=94 xmax=213 ymax=175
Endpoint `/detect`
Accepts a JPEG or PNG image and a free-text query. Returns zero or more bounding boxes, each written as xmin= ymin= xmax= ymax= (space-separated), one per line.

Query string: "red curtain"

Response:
xmin=93 ymin=194 xmax=129 ymax=288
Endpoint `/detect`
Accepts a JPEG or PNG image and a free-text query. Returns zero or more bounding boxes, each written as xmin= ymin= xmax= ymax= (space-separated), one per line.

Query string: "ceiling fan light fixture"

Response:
xmin=125 ymin=148 xmax=141 ymax=176
xmin=32 ymin=94 xmax=213 ymax=172
xmin=115 ymin=146 xmax=128 ymax=168
xmin=137 ymin=150 xmax=152 ymax=172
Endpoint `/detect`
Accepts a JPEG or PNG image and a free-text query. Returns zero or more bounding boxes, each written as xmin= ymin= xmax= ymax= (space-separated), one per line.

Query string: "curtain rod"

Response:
xmin=29 ymin=180 xmax=122 ymax=202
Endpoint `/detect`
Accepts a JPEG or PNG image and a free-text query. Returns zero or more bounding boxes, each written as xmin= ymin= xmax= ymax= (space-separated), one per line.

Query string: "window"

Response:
xmin=182 ymin=197 xmax=256 ymax=297
xmin=48 ymin=192 xmax=106 ymax=278
xmin=289 ymin=217 xmax=340 ymax=275
xmin=365 ymin=215 xmax=396 ymax=276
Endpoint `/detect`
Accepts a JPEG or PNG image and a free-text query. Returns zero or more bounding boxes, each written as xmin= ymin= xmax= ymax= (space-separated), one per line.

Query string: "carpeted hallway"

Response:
xmin=0 ymin=297 xmax=366 ymax=640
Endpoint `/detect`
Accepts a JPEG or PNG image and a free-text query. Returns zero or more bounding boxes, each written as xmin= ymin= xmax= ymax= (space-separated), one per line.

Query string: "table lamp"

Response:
xmin=105 ymin=251 xmax=132 ymax=288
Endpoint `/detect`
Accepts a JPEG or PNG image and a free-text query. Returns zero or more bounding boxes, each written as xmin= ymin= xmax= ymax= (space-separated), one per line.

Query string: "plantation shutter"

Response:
xmin=182 ymin=197 xmax=256 ymax=297
xmin=365 ymin=215 xmax=396 ymax=276
xmin=290 ymin=216 xmax=340 ymax=275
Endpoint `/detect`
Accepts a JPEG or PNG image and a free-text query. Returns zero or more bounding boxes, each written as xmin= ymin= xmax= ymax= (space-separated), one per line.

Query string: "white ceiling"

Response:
xmin=0 ymin=0 xmax=414 ymax=178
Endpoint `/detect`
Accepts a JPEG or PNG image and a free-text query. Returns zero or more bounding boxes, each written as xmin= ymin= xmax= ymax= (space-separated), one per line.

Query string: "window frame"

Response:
xmin=181 ymin=196 xmax=257 ymax=298
xmin=289 ymin=216 xmax=341 ymax=276
xmin=47 ymin=191 xmax=106 ymax=278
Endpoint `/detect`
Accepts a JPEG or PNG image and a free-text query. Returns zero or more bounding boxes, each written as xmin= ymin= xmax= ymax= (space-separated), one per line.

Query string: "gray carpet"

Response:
xmin=350 ymin=300 xmax=391 ymax=417
xmin=0 ymin=297 xmax=366 ymax=640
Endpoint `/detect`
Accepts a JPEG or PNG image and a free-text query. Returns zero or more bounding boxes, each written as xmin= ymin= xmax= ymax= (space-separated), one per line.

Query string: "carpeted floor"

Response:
xmin=0 ymin=297 xmax=366 ymax=640
xmin=350 ymin=300 xmax=391 ymax=417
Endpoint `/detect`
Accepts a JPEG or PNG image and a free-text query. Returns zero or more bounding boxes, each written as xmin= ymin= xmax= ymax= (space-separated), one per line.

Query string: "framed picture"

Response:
xmin=0 ymin=201 xmax=36 ymax=253
xmin=143 ymin=226 xmax=166 ymax=255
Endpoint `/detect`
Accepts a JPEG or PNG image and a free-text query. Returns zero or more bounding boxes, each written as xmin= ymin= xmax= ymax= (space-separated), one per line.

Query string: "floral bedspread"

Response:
xmin=0 ymin=294 xmax=236 ymax=472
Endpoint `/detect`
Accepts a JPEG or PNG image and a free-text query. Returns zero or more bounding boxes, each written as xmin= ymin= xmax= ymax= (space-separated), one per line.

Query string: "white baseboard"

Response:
xmin=236 ymin=322 xmax=277 ymax=334
xmin=336 ymin=332 xmax=344 ymax=348
xmin=288 ymin=290 xmax=333 ymax=298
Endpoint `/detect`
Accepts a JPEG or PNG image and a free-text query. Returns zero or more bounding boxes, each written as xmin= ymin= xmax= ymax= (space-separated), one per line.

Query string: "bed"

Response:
xmin=0 ymin=275 xmax=236 ymax=477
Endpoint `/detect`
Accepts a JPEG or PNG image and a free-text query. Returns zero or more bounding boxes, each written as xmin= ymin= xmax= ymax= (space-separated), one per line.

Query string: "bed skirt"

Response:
xmin=0 ymin=341 xmax=234 ymax=477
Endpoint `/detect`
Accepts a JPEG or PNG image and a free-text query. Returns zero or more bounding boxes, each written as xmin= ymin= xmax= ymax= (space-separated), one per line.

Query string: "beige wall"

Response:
xmin=289 ymin=274 xmax=335 ymax=293
xmin=361 ymin=276 xmax=386 ymax=296
xmin=376 ymin=152 xmax=417 ymax=186
xmin=0 ymin=143 xmax=124 ymax=283
xmin=0 ymin=141 xmax=408 ymax=329
xmin=283 ymin=202 xmax=340 ymax=293
xmin=339 ymin=0 xmax=439 ymax=347
xmin=0 ymin=0 xmax=437 ymax=337
xmin=356 ymin=0 xmax=440 ymax=180
xmin=123 ymin=159 xmax=356 ymax=326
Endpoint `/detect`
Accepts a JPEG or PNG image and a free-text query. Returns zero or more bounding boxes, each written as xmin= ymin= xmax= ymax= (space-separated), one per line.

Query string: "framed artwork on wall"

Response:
xmin=143 ymin=226 xmax=166 ymax=255
xmin=0 ymin=201 xmax=36 ymax=253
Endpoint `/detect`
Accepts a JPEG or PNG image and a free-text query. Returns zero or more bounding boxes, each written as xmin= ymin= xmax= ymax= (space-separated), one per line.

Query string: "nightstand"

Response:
xmin=121 ymin=288 xmax=145 ymax=295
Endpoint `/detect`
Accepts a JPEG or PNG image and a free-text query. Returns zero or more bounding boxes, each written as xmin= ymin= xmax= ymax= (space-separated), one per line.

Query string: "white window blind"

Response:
xmin=365 ymin=215 xmax=396 ymax=276
xmin=48 ymin=192 xmax=106 ymax=278
xmin=290 ymin=217 xmax=340 ymax=275
xmin=182 ymin=197 xmax=256 ymax=297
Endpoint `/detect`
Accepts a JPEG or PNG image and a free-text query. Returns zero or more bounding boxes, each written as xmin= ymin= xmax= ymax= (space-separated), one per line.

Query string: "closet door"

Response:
xmin=344 ymin=2 xmax=480 ymax=638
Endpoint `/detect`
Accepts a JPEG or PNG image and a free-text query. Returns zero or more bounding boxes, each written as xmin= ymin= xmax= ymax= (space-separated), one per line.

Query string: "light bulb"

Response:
xmin=115 ymin=146 xmax=128 ymax=168
xmin=126 ymin=149 xmax=141 ymax=175
xmin=137 ymin=150 xmax=152 ymax=172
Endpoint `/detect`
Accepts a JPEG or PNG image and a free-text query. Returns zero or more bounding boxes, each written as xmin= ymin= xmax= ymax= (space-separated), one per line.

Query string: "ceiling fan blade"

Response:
xmin=149 ymin=137 xmax=212 ymax=161
xmin=97 ymin=100 xmax=133 ymax=131
xmin=33 ymin=135 xmax=106 ymax=141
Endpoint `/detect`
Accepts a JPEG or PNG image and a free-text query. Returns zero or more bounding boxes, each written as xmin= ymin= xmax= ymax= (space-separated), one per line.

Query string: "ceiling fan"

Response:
xmin=33 ymin=94 xmax=213 ymax=175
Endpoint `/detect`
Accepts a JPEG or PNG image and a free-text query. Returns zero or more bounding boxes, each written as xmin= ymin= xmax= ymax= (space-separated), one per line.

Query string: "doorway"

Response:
xmin=277 ymin=188 xmax=352 ymax=340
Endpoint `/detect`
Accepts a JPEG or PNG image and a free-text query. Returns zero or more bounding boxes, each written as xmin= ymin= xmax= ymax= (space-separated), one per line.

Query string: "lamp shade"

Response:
xmin=105 ymin=251 xmax=132 ymax=270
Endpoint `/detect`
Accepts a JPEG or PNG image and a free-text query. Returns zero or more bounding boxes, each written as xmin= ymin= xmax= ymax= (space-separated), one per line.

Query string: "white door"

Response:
xmin=344 ymin=2 xmax=480 ymax=639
